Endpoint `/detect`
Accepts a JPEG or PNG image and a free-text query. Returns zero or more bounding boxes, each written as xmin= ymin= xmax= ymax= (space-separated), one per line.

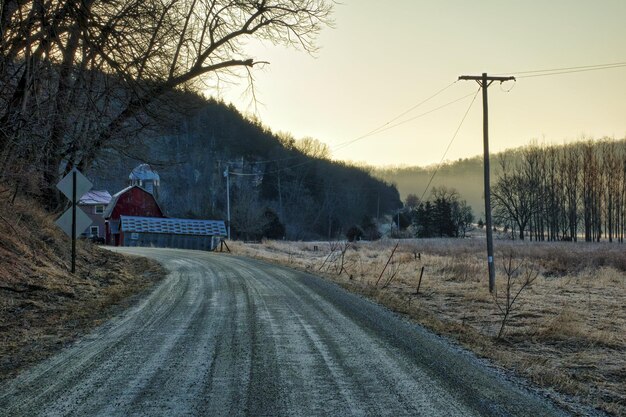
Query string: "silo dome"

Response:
xmin=129 ymin=164 xmax=160 ymax=194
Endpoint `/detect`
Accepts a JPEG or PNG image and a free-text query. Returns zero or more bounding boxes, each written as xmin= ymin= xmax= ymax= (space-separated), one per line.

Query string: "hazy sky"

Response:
xmin=218 ymin=0 xmax=626 ymax=167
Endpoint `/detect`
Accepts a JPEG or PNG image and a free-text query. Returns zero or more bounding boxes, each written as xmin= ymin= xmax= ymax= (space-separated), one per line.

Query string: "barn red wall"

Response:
xmin=105 ymin=187 xmax=164 ymax=246
xmin=110 ymin=187 xmax=164 ymax=221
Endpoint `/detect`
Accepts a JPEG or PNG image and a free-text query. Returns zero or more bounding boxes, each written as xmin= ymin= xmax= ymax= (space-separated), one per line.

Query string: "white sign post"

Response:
xmin=54 ymin=168 xmax=92 ymax=273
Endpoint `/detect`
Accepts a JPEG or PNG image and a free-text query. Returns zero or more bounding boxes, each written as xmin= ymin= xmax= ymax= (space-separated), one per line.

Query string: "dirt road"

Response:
xmin=0 ymin=248 xmax=570 ymax=416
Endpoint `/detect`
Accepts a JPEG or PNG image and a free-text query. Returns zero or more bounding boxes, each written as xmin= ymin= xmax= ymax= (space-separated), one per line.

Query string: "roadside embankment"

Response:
xmin=0 ymin=193 xmax=166 ymax=381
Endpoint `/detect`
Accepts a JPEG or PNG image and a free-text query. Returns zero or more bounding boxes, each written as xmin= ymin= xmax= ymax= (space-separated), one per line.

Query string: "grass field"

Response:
xmin=230 ymin=238 xmax=626 ymax=416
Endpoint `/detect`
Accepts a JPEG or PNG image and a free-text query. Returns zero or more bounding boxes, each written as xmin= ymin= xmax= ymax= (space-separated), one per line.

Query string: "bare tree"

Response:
xmin=492 ymin=252 xmax=539 ymax=339
xmin=492 ymin=153 xmax=537 ymax=240
xmin=561 ymin=144 xmax=580 ymax=241
xmin=1 ymin=0 xmax=334 ymax=203
xmin=405 ymin=193 xmax=420 ymax=210
xmin=491 ymin=139 xmax=626 ymax=244
xmin=294 ymin=137 xmax=331 ymax=160
xmin=431 ymin=185 xmax=459 ymax=203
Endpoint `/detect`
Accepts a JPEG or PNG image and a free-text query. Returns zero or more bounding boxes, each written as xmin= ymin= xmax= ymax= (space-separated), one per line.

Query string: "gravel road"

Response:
xmin=0 ymin=247 xmax=570 ymax=416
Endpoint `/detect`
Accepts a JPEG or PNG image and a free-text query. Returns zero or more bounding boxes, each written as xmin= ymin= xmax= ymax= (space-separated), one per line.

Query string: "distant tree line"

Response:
xmin=492 ymin=138 xmax=626 ymax=242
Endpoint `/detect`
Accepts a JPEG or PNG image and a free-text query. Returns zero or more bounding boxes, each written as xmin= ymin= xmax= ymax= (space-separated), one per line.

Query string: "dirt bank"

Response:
xmin=0 ymin=194 xmax=166 ymax=381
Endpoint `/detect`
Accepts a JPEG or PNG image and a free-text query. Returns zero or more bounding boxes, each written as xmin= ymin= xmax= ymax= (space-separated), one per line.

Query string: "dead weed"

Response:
xmin=0 ymin=195 xmax=167 ymax=381
xmin=230 ymin=238 xmax=626 ymax=416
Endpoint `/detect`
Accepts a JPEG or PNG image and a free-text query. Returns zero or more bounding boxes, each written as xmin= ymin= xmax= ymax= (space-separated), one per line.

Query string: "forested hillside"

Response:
xmin=0 ymin=1 xmax=331 ymax=200
xmin=0 ymin=0 xmax=400 ymax=240
xmin=90 ymin=97 xmax=402 ymax=240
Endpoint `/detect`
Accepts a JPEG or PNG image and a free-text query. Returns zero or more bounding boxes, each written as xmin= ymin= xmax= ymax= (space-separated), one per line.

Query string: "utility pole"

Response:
xmin=458 ymin=72 xmax=515 ymax=293
xmin=223 ymin=166 xmax=231 ymax=240
xmin=71 ymin=170 xmax=77 ymax=273
xmin=397 ymin=210 xmax=401 ymax=236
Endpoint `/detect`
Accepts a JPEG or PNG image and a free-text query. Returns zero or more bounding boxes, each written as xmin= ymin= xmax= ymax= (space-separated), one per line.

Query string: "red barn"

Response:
xmin=104 ymin=186 xmax=165 ymax=245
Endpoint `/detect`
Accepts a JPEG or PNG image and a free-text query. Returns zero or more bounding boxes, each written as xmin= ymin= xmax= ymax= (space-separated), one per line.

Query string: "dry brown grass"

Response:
xmin=0 ymin=194 xmax=167 ymax=381
xmin=230 ymin=238 xmax=626 ymax=416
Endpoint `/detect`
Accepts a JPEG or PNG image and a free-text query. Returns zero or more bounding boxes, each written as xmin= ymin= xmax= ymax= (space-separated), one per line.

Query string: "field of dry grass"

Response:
xmin=0 ymin=194 xmax=166 ymax=381
xmin=230 ymin=238 xmax=626 ymax=416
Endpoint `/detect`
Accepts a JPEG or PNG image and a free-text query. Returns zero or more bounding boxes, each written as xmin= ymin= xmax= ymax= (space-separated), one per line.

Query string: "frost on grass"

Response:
xmin=230 ymin=238 xmax=626 ymax=416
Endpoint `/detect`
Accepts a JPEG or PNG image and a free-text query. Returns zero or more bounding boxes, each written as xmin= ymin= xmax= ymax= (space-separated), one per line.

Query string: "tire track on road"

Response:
xmin=0 ymin=248 xmax=575 ymax=417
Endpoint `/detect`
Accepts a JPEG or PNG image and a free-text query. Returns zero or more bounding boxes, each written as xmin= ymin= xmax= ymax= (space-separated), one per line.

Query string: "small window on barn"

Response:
xmin=95 ymin=205 xmax=105 ymax=214
xmin=90 ymin=226 xmax=99 ymax=237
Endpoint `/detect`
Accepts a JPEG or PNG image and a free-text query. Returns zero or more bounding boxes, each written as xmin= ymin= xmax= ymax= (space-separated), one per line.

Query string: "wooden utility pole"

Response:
xmin=223 ymin=166 xmax=231 ymax=240
xmin=458 ymin=73 xmax=515 ymax=293
xmin=71 ymin=170 xmax=77 ymax=273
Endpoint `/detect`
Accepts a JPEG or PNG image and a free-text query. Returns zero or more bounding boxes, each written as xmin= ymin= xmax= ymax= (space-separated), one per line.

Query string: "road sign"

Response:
xmin=55 ymin=207 xmax=92 ymax=237
xmin=55 ymin=168 xmax=92 ymax=273
xmin=57 ymin=168 xmax=92 ymax=201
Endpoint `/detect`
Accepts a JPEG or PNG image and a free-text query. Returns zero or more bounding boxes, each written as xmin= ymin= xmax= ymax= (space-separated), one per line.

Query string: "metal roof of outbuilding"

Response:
xmin=120 ymin=216 xmax=226 ymax=237
xmin=78 ymin=190 xmax=112 ymax=205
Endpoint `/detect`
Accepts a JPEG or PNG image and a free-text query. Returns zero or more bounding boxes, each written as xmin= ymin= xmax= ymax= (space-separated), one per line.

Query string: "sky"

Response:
xmin=217 ymin=0 xmax=626 ymax=167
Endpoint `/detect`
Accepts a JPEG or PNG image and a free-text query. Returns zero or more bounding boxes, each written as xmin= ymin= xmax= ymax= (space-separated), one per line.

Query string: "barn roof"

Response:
xmin=78 ymin=190 xmax=112 ymax=205
xmin=112 ymin=185 xmax=133 ymax=198
xmin=103 ymin=185 xmax=164 ymax=219
xmin=120 ymin=216 xmax=226 ymax=237
xmin=103 ymin=186 xmax=131 ymax=218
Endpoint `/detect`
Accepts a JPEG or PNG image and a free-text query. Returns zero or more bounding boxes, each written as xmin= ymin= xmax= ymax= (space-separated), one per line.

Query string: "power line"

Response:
xmin=494 ymin=60 xmax=626 ymax=79
xmin=241 ymin=61 xmax=626 ymax=167
xmin=516 ymin=63 xmax=626 ymax=78
xmin=240 ymin=175 xmax=394 ymax=194
xmin=226 ymin=155 xmax=306 ymax=165
xmin=225 ymin=62 xmax=626 ymax=170
xmin=229 ymin=60 xmax=626 ymax=173
xmin=230 ymin=82 xmax=475 ymax=176
xmin=227 ymin=159 xmax=314 ymax=176
xmin=332 ymin=90 xmax=478 ymax=152
xmin=352 ymin=80 xmax=458 ymax=139
xmin=419 ymin=87 xmax=481 ymax=202
xmin=224 ymin=81 xmax=460 ymax=167
xmin=497 ymin=60 xmax=626 ymax=75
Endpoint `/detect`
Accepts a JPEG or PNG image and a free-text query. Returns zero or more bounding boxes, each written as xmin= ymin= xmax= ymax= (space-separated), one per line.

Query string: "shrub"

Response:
xmin=346 ymin=225 xmax=364 ymax=242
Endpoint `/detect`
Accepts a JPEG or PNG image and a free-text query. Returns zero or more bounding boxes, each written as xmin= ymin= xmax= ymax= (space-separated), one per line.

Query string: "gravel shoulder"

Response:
xmin=0 ymin=247 xmax=577 ymax=416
